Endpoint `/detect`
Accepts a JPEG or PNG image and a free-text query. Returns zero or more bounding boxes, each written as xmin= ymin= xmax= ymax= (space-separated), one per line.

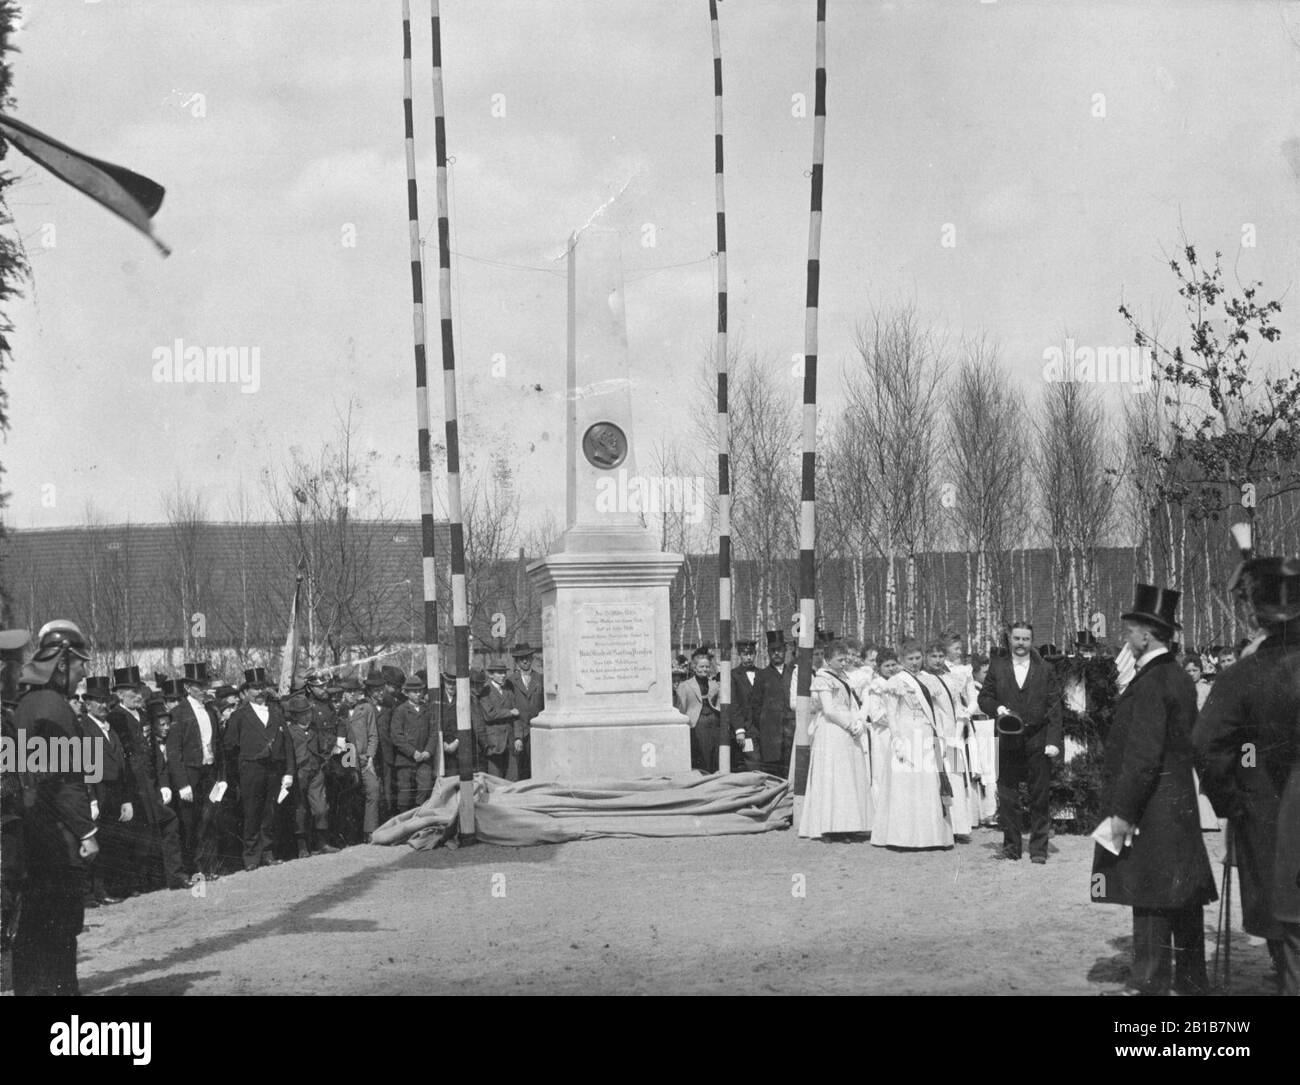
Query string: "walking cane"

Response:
xmin=1212 ymin=823 xmax=1234 ymax=991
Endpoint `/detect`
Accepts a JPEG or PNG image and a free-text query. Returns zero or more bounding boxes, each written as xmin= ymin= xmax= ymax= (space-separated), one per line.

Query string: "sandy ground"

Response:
xmin=59 ymin=823 xmax=1284 ymax=997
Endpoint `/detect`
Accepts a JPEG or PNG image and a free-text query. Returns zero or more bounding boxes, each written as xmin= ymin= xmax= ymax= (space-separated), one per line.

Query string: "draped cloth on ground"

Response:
xmin=371 ymin=771 xmax=792 ymax=849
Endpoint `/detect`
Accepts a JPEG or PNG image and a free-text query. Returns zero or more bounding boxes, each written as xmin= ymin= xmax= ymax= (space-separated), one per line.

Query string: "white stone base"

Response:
xmin=531 ymin=720 xmax=691 ymax=782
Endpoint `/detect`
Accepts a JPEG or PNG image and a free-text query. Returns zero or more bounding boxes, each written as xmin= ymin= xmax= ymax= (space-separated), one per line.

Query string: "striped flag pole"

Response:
xmin=710 ymin=0 xmax=733 ymax=775
xmin=400 ymin=1 xmax=444 ymax=742
xmin=430 ymin=0 xmax=476 ymax=841
xmin=791 ymin=0 xmax=826 ymax=820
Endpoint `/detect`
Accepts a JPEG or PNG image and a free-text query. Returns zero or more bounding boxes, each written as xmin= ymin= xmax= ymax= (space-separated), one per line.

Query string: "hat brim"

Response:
xmin=1119 ymin=610 xmax=1181 ymax=633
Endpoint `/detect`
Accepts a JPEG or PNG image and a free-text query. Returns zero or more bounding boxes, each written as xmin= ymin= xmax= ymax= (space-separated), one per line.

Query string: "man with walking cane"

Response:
xmin=1091 ymin=585 xmax=1217 ymax=996
xmin=1194 ymin=526 xmax=1300 ymax=995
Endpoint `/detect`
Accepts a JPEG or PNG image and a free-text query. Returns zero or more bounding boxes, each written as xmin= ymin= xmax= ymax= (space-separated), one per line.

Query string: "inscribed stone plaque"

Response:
xmin=574 ymin=602 xmax=655 ymax=693
xmin=541 ymin=605 xmax=558 ymax=695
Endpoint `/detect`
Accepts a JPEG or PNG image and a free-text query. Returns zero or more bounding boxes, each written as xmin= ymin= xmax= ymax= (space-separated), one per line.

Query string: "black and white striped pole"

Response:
xmin=791 ymin=0 xmax=826 ymax=816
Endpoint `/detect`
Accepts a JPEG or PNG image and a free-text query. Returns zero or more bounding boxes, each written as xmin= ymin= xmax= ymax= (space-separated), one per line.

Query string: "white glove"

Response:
xmin=1044 ymin=745 xmax=1060 ymax=758
xmin=179 ymin=785 xmax=194 ymax=803
xmin=90 ymin=799 xmax=100 ymax=821
xmin=334 ymin=736 xmax=347 ymax=752
xmin=208 ymin=780 xmax=227 ymax=803
xmin=119 ymin=803 xmax=134 ymax=823
xmin=160 ymin=787 xmax=173 ymax=804
xmin=996 ymin=705 xmax=1009 ymax=717
xmin=281 ymin=774 xmax=294 ymax=789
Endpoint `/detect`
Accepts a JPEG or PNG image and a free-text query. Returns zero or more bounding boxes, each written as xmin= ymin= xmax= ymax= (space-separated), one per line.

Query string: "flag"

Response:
xmin=0 ymin=113 xmax=170 ymax=256
xmin=279 ymin=563 xmax=305 ymax=697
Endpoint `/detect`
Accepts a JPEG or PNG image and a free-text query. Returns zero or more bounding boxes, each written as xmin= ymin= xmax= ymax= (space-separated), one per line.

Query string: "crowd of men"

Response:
xmin=0 ymin=634 xmax=545 ymax=995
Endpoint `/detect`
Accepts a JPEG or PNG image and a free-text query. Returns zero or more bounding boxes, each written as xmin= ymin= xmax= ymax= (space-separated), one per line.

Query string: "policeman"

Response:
xmin=11 ymin=620 xmax=99 ymax=996
xmin=1194 ymin=529 xmax=1300 ymax=995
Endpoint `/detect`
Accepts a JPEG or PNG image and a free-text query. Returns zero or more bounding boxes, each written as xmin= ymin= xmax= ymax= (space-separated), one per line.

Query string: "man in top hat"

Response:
xmin=474 ymin=663 xmax=520 ymax=780
xmin=11 ymin=620 xmax=99 ymax=996
xmin=80 ymin=676 xmax=137 ymax=905
xmin=165 ymin=662 xmax=226 ymax=881
xmin=391 ymin=674 xmax=438 ymax=809
xmin=676 ymin=646 xmax=722 ymax=773
xmin=109 ymin=671 xmax=185 ymax=895
xmin=1091 ymin=585 xmax=1217 ymax=996
xmin=725 ymin=639 xmax=762 ymax=771
xmin=508 ymin=643 xmax=542 ymax=781
xmin=752 ymin=630 xmax=797 ymax=778
xmin=1195 ymin=538 xmax=1300 ymax=995
xmin=978 ymin=620 xmax=1063 ymax=863
xmin=222 ymin=668 xmax=295 ymax=871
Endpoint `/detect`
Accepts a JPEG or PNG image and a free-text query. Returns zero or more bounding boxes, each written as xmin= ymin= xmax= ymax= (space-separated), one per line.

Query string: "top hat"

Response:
xmin=735 ymin=639 xmax=757 ymax=652
xmin=1229 ymin=555 xmax=1300 ymax=614
xmin=160 ymin=677 xmax=187 ymax=700
xmin=510 ymin=642 xmax=536 ymax=659
xmin=765 ymin=630 xmax=786 ymax=650
xmin=1121 ymin=583 xmax=1182 ymax=633
xmin=112 ymin=665 xmax=143 ymax=689
xmin=995 ymin=710 xmax=1025 ymax=736
xmin=145 ymin=697 xmax=171 ymax=719
xmin=242 ymin=666 xmax=269 ymax=689
xmin=1074 ymin=630 xmax=1098 ymax=649
xmin=213 ymin=685 xmax=240 ymax=701
xmin=83 ymin=676 xmax=113 ymax=701
xmin=364 ymin=671 xmax=388 ymax=689
xmin=153 ymin=671 xmax=169 ymax=689
xmin=814 ymin=629 xmax=835 ymax=647
xmin=182 ymin=661 xmax=208 ymax=685
xmin=1037 ymin=643 xmax=1062 ymax=660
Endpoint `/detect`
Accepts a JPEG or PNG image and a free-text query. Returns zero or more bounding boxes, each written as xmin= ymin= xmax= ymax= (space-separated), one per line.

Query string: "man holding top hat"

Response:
xmin=978 ymin=621 xmax=1063 ymax=863
xmin=1091 ymin=584 xmax=1216 ymax=996
xmin=1194 ymin=527 xmax=1300 ymax=995
xmin=222 ymin=667 xmax=295 ymax=871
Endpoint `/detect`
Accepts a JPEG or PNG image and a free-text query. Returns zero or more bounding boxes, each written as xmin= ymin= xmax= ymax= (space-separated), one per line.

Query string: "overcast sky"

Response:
xmin=4 ymin=0 xmax=1299 ymax=531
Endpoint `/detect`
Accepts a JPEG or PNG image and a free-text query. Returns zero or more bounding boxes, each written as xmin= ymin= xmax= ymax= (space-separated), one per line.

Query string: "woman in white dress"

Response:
xmin=798 ymin=640 xmax=873 ymax=840
xmin=869 ymin=641 xmax=954 ymax=850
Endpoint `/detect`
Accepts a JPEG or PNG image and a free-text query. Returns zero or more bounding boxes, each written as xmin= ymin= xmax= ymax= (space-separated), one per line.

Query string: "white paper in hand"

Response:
xmin=209 ymin=780 xmax=228 ymax=804
xmin=1091 ymin=817 xmax=1135 ymax=856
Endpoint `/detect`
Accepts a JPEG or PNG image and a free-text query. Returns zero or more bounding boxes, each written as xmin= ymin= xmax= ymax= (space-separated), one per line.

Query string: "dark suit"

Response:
xmin=1194 ymin=625 xmax=1300 ymax=990
xmin=83 ymin=714 xmax=139 ymax=898
xmin=12 ymin=689 xmax=96 ymax=996
xmin=109 ymin=706 xmax=184 ymax=890
xmin=284 ymin=711 xmax=331 ymax=842
xmin=724 ymin=665 xmax=762 ymax=770
xmin=508 ymin=669 xmax=543 ymax=781
xmin=166 ymin=696 xmax=225 ymax=877
xmin=978 ymin=651 xmax=1062 ymax=860
xmin=752 ymin=663 xmax=796 ymax=777
xmin=223 ymin=701 xmax=293 ymax=869
xmin=391 ymin=700 xmax=438 ymax=809
xmin=1092 ymin=652 xmax=1216 ymax=995
xmin=473 ymin=684 xmax=516 ymax=779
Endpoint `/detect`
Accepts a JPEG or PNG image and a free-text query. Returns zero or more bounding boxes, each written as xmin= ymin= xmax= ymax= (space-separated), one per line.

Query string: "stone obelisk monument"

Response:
xmin=526 ymin=227 xmax=691 ymax=781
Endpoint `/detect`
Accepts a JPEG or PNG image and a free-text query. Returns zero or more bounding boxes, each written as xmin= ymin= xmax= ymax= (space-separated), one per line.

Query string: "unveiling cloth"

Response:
xmin=371 ymin=770 xmax=792 ymax=849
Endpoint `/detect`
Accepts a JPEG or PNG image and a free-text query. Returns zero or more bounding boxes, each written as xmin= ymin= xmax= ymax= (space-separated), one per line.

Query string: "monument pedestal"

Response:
xmin=528 ymin=550 xmax=691 ymax=782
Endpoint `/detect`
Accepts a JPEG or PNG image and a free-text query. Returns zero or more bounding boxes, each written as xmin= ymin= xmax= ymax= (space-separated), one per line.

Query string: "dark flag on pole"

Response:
xmin=0 ymin=113 xmax=170 ymax=256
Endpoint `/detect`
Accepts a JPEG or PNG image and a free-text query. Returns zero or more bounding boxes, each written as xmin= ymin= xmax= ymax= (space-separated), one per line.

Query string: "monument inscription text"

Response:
xmin=575 ymin=602 xmax=656 ymax=694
